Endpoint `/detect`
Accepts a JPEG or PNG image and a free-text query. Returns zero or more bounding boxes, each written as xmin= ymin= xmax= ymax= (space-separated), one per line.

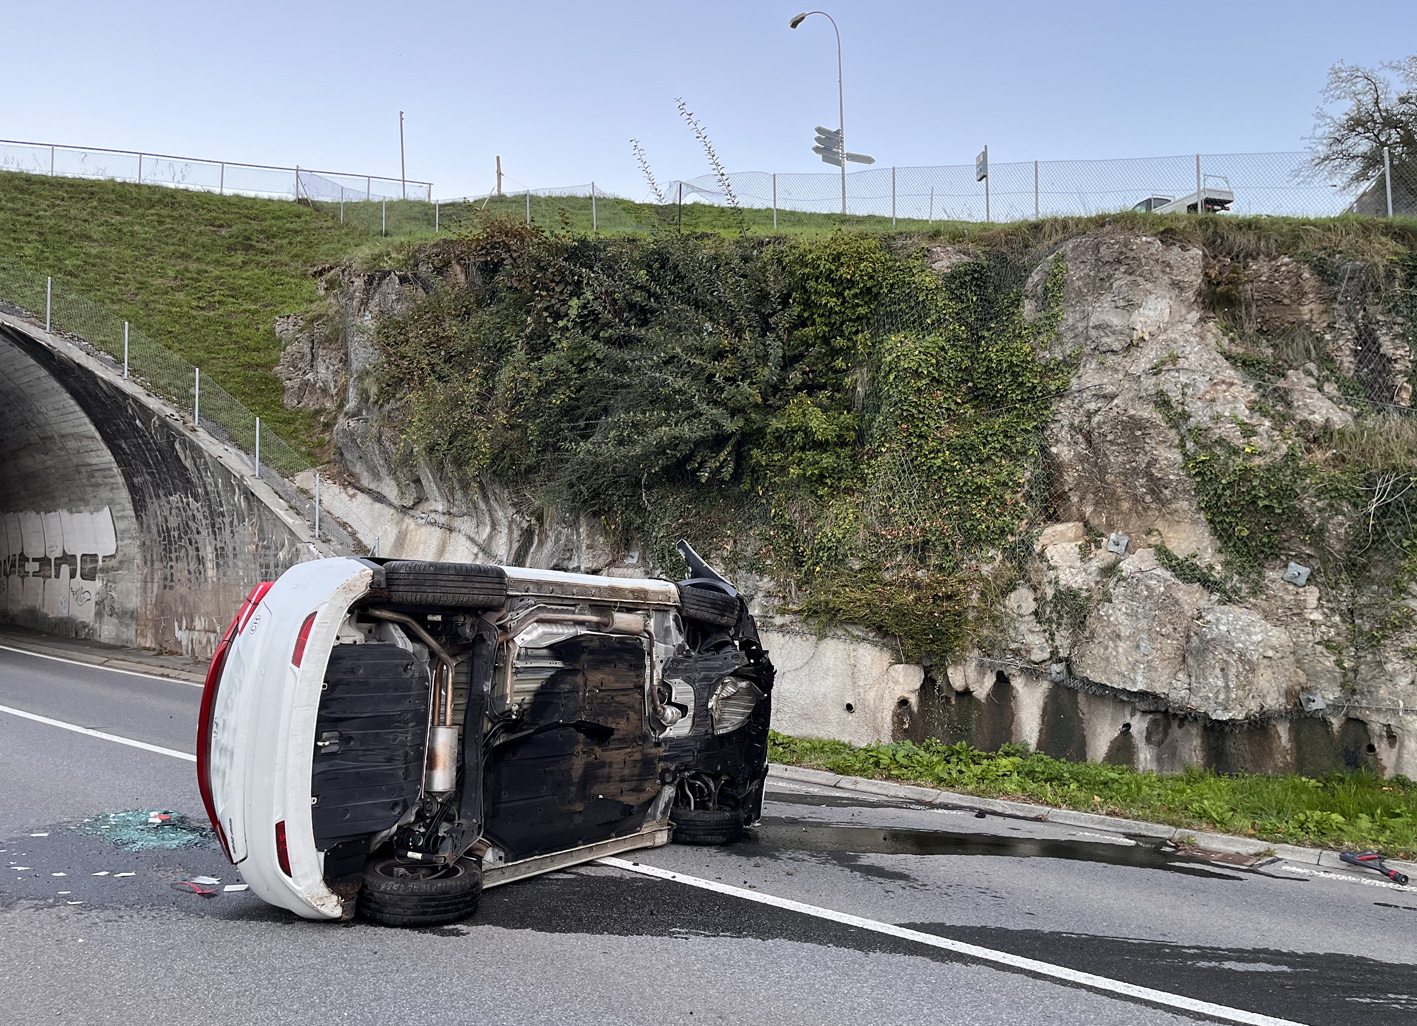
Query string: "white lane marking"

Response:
xmin=0 ymin=643 xmax=203 ymax=688
xmin=1273 ymin=863 xmax=1416 ymax=893
xmin=600 ymin=857 xmax=1306 ymax=1026
xmin=0 ymin=703 xmax=196 ymax=762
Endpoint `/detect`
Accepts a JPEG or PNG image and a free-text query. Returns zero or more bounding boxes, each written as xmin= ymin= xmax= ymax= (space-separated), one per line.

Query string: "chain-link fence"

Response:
xmin=668 ymin=151 xmax=1417 ymax=222
xmin=0 ymin=259 xmax=310 ymax=479
xmin=306 ymin=182 xmax=653 ymax=237
xmin=0 ymin=138 xmax=429 ymax=203
xmin=313 ymin=151 xmax=1417 ymax=240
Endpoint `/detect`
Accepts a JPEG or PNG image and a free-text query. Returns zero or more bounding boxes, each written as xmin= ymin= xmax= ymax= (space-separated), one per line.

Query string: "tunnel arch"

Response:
xmin=0 ymin=318 xmax=318 ymax=657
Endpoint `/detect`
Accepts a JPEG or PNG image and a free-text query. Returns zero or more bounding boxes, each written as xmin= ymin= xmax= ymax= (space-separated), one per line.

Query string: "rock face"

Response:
xmin=277 ymin=233 xmax=1417 ymax=775
xmin=1002 ymin=232 xmax=1416 ymax=775
xmin=277 ymin=267 xmax=637 ymax=575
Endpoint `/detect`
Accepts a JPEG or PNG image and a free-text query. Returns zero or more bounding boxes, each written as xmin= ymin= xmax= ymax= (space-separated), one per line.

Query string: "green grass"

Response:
xmin=770 ymin=731 xmax=1417 ymax=856
xmin=0 ymin=172 xmax=378 ymax=457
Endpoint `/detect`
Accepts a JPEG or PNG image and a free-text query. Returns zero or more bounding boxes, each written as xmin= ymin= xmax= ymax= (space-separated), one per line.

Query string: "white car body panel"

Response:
xmin=210 ymin=558 xmax=373 ymax=920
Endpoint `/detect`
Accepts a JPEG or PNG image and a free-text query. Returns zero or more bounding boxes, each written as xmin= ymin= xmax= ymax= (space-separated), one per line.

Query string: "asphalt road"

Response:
xmin=1 ymin=644 xmax=1415 ymax=1026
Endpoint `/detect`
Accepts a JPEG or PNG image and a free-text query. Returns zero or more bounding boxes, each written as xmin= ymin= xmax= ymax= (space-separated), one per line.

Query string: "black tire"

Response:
xmin=677 ymin=583 xmax=740 ymax=629
xmin=359 ymin=857 xmax=483 ymax=927
xmin=382 ymin=560 xmax=507 ymax=610
xmin=671 ymin=806 xmax=745 ymax=846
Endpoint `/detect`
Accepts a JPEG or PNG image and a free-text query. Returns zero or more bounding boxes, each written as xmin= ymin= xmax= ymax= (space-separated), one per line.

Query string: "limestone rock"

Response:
xmin=1180 ymin=606 xmax=1299 ymax=720
xmin=1277 ymin=370 xmax=1353 ymax=432
xmin=1070 ymin=552 xmax=1211 ymax=699
xmin=926 ymin=245 xmax=977 ymax=274
xmin=1242 ymin=255 xmax=1335 ymax=332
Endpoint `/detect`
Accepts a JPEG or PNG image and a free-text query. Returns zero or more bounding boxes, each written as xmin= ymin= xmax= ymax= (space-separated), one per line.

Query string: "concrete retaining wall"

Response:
xmin=0 ymin=318 xmax=321 ymax=659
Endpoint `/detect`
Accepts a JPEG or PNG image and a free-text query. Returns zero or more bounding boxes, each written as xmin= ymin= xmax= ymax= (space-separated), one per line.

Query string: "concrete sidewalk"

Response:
xmin=769 ymin=763 xmax=1417 ymax=881
xmin=0 ymin=624 xmax=206 ymax=685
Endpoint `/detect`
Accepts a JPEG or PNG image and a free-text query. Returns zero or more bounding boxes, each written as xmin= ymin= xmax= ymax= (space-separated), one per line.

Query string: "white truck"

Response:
xmin=1133 ymin=175 xmax=1235 ymax=214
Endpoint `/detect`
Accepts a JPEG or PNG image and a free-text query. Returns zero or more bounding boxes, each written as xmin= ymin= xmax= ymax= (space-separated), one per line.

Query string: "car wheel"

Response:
xmin=670 ymin=806 xmax=745 ymax=846
xmin=677 ymin=584 xmax=740 ymax=629
xmin=381 ymin=560 xmax=507 ymax=610
xmin=359 ymin=857 xmax=483 ymax=927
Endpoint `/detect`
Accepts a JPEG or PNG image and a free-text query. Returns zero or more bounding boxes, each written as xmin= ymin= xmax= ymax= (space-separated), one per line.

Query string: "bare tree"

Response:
xmin=1307 ymin=55 xmax=1417 ymax=188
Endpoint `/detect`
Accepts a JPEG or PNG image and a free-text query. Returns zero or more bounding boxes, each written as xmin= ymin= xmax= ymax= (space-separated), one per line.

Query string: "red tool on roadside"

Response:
xmin=1339 ymin=850 xmax=1410 ymax=886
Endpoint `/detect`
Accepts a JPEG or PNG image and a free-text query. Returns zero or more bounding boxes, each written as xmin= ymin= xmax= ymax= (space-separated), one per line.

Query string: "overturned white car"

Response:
xmin=197 ymin=543 xmax=774 ymax=926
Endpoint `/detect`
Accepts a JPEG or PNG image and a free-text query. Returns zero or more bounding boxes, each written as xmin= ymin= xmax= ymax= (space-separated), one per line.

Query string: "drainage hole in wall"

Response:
xmin=845 ymin=703 xmax=855 ymax=713
xmin=897 ymin=698 xmax=910 ymax=708
xmin=1120 ymin=722 xmax=1132 ymax=734
xmin=1366 ymin=743 xmax=1377 ymax=754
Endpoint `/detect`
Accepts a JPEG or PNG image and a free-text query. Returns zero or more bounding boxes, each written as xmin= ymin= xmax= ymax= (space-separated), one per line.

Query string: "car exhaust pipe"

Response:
xmin=426 ymin=725 xmax=459 ymax=793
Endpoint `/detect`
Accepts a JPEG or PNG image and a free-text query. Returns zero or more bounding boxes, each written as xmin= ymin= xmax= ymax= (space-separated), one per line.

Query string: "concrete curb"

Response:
xmin=0 ymin=635 xmax=206 ymax=686
xmin=767 ymin=763 xmax=1417 ymax=876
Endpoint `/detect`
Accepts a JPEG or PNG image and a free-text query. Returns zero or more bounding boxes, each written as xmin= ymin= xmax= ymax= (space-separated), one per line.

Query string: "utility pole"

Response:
xmin=496 ymin=155 xmax=503 ymax=197
xmin=399 ymin=110 xmax=407 ymax=200
xmin=791 ymin=11 xmax=848 ymax=215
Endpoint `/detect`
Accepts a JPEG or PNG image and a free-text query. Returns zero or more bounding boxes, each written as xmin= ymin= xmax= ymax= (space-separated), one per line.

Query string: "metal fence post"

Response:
xmin=591 ymin=182 xmax=597 ymax=233
xmin=891 ymin=166 xmax=896 ymax=226
xmin=677 ymin=182 xmax=683 ymax=231
xmin=194 ymin=368 xmax=200 ymax=427
xmin=382 ymin=199 xmax=386 ymax=236
xmin=929 ymin=186 xmax=934 ymax=223
xmin=123 ymin=322 xmax=129 ymax=379
xmin=219 ymin=162 xmax=225 ymax=195
xmin=1034 ymin=160 xmax=1040 ymax=219
xmin=772 ymin=173 xmax=778 ymax=230
xmin=138 ymin=153 xmax=143 ymax=184
xmin=1196 ymin=154 xmax=1203 ymax=214
xmin=1384 ymin=146 xmax=1394 ymax=218
xmin=314 ymin=473 xmax=321 ymax=540
xmin=254 ymin=417 xmax=261 ymax=478
xmin=526 ymin=189 xmax=530 ymax=226
xmin=50 ymin=145 xmax=55 ymax=175
xmin=45 ymin=277 xmax=51 ymax=332
xmin=435 ymin=200 xmax=439 ymax=232
xmin=366 ymin=177 xmax=371 ymax=202
xmin=340 ymin=187 xmax=344 ymax=223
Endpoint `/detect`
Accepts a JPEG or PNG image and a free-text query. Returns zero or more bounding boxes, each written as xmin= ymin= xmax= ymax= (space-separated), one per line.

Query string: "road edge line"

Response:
xmin=0 ymin=702 xmax=196 ymax=762
xmin=0 ymin=642 xmax=204 ymax=687
xmin=599 ymin=856 xmax=1306 ymax=1026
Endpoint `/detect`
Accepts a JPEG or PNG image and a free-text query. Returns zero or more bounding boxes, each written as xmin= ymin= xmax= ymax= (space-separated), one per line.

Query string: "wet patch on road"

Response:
xmin=748 ymin=817 xmax=1247 ymax=880
xmin=766 ymin=790 xmax=933 ymax=812
xmin=904 ymin=922 xmax=1417 ymax=1026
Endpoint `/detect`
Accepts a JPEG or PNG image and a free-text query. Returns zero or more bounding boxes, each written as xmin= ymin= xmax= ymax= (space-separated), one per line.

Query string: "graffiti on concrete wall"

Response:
xmin=0 ymin=508 xmax=118 ymax=622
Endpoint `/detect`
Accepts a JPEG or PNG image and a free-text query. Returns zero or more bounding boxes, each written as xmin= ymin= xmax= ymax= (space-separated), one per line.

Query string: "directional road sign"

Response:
xmin=812 ymin=127 xmax=875 ymax=166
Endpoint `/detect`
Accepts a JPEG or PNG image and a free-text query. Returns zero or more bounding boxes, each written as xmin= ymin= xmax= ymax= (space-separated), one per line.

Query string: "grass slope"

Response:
xmin=771 ymin=732 xmax=1417 ymax=855
xmin=0 ymin=172 xmax=374 ymax=455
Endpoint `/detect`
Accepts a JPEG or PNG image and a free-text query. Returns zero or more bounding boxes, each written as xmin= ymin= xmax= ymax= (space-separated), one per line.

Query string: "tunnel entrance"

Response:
xmin=0 ymin=318 xmax=312 ymax=657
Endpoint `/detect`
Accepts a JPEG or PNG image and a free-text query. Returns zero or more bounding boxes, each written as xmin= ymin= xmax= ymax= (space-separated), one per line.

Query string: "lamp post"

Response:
xmin=790 ymin=10 xmax=846 ymax=216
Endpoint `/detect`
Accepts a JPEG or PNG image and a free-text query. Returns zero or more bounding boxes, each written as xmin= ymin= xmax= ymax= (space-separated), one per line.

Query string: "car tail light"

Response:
xmin=197 ymin=582 xmax=272 ymax=863
xmin=291 ymin=612 xmax=318 ymax=667
xmin=275 ymin=821 xmax=292 ymax=876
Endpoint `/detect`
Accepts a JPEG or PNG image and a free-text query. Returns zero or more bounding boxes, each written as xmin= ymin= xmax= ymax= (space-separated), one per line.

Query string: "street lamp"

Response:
xmin=790 ymin=10 xmax=847 ymax=216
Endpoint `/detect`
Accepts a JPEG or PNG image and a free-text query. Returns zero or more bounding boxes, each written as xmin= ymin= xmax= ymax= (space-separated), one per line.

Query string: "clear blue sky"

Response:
xmin=3 ymin=1 xmax=1413 ymax=200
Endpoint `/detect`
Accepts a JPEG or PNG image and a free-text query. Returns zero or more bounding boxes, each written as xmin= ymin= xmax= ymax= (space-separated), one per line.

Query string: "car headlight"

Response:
xmin=709 ymin=677 xmax=763 ymax=735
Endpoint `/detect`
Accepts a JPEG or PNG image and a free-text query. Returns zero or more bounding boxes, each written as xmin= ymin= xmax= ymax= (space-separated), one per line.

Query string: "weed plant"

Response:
xmin=770 ymin=731 xmax=1417 ymax=855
